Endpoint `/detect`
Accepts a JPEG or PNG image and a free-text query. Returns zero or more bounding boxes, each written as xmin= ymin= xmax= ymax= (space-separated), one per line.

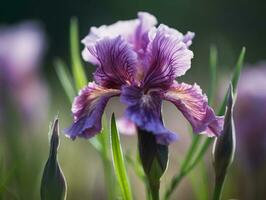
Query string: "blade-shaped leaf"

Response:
xmin=54 ymin=59 xmax=76 ymax=102
xmin=232 ymin=47 xmax=246 ymax=93
xmin=208 ymin=45 xmax=218 ymax=105
xmin=110 ymin=113 xmax=132 ymax=200
xmin=70 ymin=17 xmax=87 ymax=90
xmin=96 ymin=114 xmax=116 ymax=199
xmin=219 ymin=47 xmax=246 ymax=115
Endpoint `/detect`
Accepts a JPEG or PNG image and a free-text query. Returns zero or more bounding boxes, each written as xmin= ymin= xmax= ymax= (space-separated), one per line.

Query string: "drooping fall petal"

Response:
xmin=121 ymin=85 xmax=177 ymax=144
xmin=66 ymin=82 xmax=120 ymax=139
xmin=164 ymin=82 xmax=223 ymax=136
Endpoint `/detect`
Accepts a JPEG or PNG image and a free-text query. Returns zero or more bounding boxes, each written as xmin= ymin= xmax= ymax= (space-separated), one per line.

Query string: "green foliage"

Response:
xmin=96 ymin=115 xmax=116 ymax=199
xmin=54 ymin=59 xmax=76 ymax=102
xmin=209 ymin=45 xmax=218 ymax=105
xmin=164 ymin=47 xmax=246 ymax=200
xmin=212 ymin=85 xmax=236 ymax=200
xmin=70 ymin=17 xmax=87 ymax=90
xmin=110 ymin=113 xmax=133 ymax=200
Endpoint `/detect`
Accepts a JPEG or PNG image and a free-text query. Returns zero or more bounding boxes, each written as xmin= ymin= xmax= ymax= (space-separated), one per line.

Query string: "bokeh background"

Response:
xmin=1 ymin=0 xmax=266 ymax=199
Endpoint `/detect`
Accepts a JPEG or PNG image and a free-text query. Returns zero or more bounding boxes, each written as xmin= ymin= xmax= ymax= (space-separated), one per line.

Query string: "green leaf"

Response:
xmin=110 ymin=113 xmax=132 ymax=200
xmin=208 ymin=45 xmax=218 ymax=105
xmin=96 ymin=114 xmax=116 ymax=199
xmin=232 ymin=47 xmax=246 ymax=93
xmin=218 ymin=47 xmax=246 ymax=115
xmin=70 ymin=17 xmax=87 ymax=90
xmin=41 ymin=117 xmax=67 ymax=200
xmin=54 ymin=59 xmax=76 ymax=102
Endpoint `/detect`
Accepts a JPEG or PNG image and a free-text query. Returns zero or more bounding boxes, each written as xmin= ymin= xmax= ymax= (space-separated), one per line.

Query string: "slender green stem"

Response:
xmin=145 ymin=182 xmax=152 ymax=200
xmin=149 ymin=180 xmax=160 ymax=200
xmin=184 ymin=138 xmax=213 ymax=174
xmin=180 ymin=136 xmax=201 ymax=171
xmin=212 ymin=174 xmax=226 ymax=200
xmin=163 ymin=136 xmax=201 ymax=199
xmin=102 ymin=156 xmax=115 ymax=200
xmin=164 ymin=172 xmax=184 ymax=200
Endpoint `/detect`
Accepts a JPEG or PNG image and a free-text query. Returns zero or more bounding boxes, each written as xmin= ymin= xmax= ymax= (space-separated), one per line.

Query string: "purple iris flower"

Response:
xmin=66 ymin=12 xmax=223 ymax=144
xmin=235 ymin=64 xmax=266 ymax=170
xmin=0 ymin=22 xmax=48 ymax=125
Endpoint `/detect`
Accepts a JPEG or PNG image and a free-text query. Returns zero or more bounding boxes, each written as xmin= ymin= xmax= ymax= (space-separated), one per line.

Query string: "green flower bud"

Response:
xmin=137 ymin=128 xmax=168 ymax=200
xmin=41 ymin=117 xmax=67 ymax=200
xmin=212 ymin=84 xmax=236 ymax=200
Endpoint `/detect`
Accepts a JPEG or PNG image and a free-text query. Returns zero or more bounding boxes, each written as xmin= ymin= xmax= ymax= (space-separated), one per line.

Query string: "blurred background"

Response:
xmin=0 ymin=0 xmax=266 ymax=199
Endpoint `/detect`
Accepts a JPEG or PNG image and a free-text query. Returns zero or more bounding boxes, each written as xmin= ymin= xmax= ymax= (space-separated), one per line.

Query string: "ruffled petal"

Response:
xmin=134 ymin=12 xmax=157 ymax=54
xmin=116 ymin=117 xmax=137 ymax=135
xmin=183 ymin=31 xmax=195 ymax=47
xmin=121 ymin=85 xmax=178 ymax=144
xmin=82 ymin=12 xmax=157 ymax=64
xmin=163 ymin=82 xmax=223 ymax=136
xmin=88 ymin=36 xmax=138 ymax=88
xmin=65 ymin=82 xmax=120 ymax=139
xmin=142 ymin=24 xmax=194 ymax=90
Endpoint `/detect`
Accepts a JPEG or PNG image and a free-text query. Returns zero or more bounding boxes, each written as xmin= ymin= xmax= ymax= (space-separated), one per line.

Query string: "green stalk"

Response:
xmin=208 ymin=45 xmax=218 ymax=105
xmin=212 ymin=175 xmax=225 ymax=200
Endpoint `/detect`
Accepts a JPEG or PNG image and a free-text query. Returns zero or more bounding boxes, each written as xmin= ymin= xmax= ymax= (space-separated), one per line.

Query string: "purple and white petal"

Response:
xmin=142 ymin=25 xmax=193 ymax=90
xmin=183 ymin=31 xmax=195 ymax=47
xmin=121 ymin=85 xmax=178 ymax=144
xmin=89 ymin=36 xmax=138 ymax=88
xmin=82 ymin=12 xmax=157 ymax=64
xmin=0 ymin=22 xmax=45 ymax=81
xmin=116 ymin=117 xmax=137 ymax=135
xmin=163 ymin=82 xmax=223 ymax=136
xmin=65 ymin=82 xmax=120 ymax=139
xmin=133 ymin=12 xmax=157 ymax=54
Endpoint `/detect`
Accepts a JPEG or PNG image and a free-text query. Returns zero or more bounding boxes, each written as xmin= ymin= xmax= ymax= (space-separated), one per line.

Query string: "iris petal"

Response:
xmin=66 ymin=82 xmax=120 ymax=139
xmin=116 ymin=117 xmax=137 ymax=135
xmin=82 ymin=12 xmax=157 ymax=64
xmin=89 ymin=36 xmax=138 ymax=88
xmin=121 ymin=85 xmax=178 ymax=144
xmin=163 ymin=82 xmax=223 ymax=136
xmin=142 ymin=25 xmax=194 ymax=90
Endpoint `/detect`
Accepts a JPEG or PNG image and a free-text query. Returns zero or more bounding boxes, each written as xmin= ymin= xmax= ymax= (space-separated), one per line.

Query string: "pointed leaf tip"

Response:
xmin=212 ymin=85 xmax=236 ymax=200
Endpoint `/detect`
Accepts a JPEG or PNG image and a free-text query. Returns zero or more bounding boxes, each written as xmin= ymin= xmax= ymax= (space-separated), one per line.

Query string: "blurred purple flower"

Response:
xmin=0 ymin=22 xmax=48 ymax=125
xmin=235 ymin=63 xmax=266 ymax=170
xmin=66 ymin=12 xmax=223 ymax=145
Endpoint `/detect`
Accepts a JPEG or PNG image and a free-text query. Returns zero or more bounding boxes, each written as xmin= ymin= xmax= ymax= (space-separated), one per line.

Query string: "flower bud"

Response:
xmin=212 ymin=84 xmax=236 ymax=199
xmin=41 ymin=117 xmax=67 ymax=200
xmin=137 ymin=128 xmax=168 ymax=199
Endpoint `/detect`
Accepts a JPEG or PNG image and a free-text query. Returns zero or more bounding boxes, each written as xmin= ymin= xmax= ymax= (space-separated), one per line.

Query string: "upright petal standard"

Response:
xmin=66 ymin=12 xmax=224 ymax=145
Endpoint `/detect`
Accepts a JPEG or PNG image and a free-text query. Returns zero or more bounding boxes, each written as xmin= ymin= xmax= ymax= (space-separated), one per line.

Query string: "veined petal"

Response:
xmin=142 ymin=25 xmax=194 ymax=90
xmin=82 ymin=12 xmax=157 ymax=64
xmin=164 ymin=82 xmax=223 ymax=136
xmin=121 ymin=85 xmax=178 ymax=144
xmin=65 ymin=82 xmax=120 ymax=139
xmin=89 ymin=36 xmax=138 ymax=88
xmin=134 ymin=12 xmax=157 ymax=54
